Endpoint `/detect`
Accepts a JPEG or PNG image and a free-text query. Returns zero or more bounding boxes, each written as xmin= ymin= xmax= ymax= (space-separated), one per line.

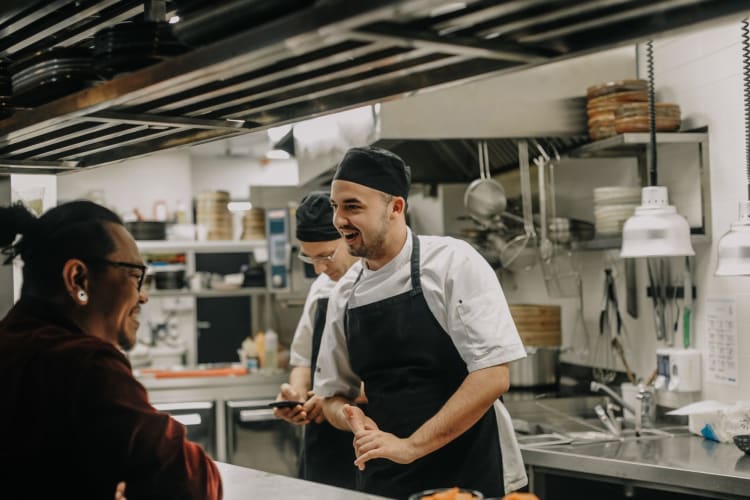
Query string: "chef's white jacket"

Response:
xmin=314 ymin=227 xmax=526 ymax=400
xmin=313 ymin=227 xmax=529 ymax=492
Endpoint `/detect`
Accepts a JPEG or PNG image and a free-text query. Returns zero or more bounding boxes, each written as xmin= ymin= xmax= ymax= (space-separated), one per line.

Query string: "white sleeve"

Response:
xmin=289 ymin=277 xmax=325 ymax=367
xmin=313 ymin=267 xmax=362 ymax=400
xmin=441 ymin=241 xmax=527 ymax=372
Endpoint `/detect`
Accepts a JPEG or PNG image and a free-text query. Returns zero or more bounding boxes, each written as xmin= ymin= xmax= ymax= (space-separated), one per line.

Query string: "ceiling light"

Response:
xmin=227 ymin=201 xmax=252 ymax=213
xmin=716 ymin=20 xmax=750 ymax=276
xmin=620 ymin=40 xmax=695 ymax=258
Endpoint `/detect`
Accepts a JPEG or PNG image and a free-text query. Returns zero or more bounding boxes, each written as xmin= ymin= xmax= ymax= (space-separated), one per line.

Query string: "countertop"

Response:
xmin=217 ymin=462 xmax=390 ymax=500
xmin=521 ymin=434 xmax=750 ymax=497
xmin=136 ymin=369 xmax=288 ymax=391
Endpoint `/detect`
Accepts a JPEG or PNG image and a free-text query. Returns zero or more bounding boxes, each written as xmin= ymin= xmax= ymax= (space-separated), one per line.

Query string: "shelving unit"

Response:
xmin=136 ymin=238 xmax=269 ymax=366
xmin=564 ymin=131 xmax=712 ymax=248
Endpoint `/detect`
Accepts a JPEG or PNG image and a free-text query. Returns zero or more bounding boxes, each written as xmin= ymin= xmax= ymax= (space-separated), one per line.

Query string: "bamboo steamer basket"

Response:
xmin=509 ymin=304 xmax=561 ymax=346
xmin=242 ymin=208 xmax=266 ymax=240
xmin=195 ymin=190 xmax=232 ymax=240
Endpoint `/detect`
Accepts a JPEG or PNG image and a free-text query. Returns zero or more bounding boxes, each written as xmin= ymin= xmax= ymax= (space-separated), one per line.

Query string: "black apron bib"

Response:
xmin=345 ymin=233 xmax=503 ymax=500
xmin=299 ymin=296 xmax=357 ymax=489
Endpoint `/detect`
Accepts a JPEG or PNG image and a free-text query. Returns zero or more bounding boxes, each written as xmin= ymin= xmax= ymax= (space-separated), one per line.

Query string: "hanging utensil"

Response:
xmin=570 ymin=275 xmax=591 ymax=362
xmin=535 ymin=140 xmax=580 ymax=297
xmin=593 ymin=269 xmax=617 ymax=383
xmin=535 ymin=152 xmax=554 ymax=262
xmin=463 ymin=140 xmax=507 ymax=229
xmin=500 ymin=140 xmax=536 ymax=269
xmin=625 ymin=258 xmax=638 ymax=318
xmin=682 ymin=256 xmax=693 ymax=348
xmin=647 ymin=257 xmax=667 ymax=341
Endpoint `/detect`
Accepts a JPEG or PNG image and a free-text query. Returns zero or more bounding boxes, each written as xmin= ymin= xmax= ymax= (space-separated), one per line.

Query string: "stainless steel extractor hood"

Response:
xmin=1 ymin=1 xmax=750 ymax=175
xmin=295 ymin=45 xmax=636 ymax=187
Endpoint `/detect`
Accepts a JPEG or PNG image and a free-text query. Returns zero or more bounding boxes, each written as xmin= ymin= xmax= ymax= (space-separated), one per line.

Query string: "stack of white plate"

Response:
xmin=593 ymin=186 xmax=640 ymax=236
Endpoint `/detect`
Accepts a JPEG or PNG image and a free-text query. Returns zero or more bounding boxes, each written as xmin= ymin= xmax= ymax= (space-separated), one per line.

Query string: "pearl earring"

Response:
xmin=77 ymin=290 xmax=88 ymax=304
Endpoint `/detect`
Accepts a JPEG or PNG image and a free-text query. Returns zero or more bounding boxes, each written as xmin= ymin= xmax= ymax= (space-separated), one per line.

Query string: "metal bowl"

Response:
xmin=407 ymin=488 xmax=483 ymax=500
xmin=734 ymin=434 xmax=750 ymax=454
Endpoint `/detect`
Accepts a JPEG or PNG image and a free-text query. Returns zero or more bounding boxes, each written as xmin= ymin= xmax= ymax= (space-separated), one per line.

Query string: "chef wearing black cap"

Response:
xmin=315 ymin=147 xmax=527 ymax=499
xmin=272 ymin=191 xmax=361 ymax=489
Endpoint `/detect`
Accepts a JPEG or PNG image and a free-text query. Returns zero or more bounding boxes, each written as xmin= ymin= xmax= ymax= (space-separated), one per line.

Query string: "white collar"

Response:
xmin=362 ymin=227 xmax=413 ymax=277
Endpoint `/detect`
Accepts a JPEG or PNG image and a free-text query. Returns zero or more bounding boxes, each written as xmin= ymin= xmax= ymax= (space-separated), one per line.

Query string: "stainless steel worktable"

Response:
xmin=217 ymin=462 xmax=390 ymax=500
xmin=521 ymin=434 xmax=750 ymax=499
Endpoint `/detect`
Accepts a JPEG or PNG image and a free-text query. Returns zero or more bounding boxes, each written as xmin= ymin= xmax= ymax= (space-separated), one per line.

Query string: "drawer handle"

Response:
xmin=239 ymin=409 xmax=276 ymax=422
xmin=173 ymin=413 xmax=202 ymax=426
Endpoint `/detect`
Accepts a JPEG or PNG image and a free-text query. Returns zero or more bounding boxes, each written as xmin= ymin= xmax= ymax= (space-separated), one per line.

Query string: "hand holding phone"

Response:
xmin=268 ymin=400 xmax=302 ymax=409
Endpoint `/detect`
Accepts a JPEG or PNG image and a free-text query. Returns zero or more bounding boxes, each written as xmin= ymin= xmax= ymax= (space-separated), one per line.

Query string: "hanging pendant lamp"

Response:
xmin=716 ymin=20 xmax=750 ymax=276
xmin=620 ymin=40 xmax=695 ymax=258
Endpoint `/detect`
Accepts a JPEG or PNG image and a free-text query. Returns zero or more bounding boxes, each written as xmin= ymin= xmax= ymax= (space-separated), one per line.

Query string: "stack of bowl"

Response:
xmin=586 ymin=79 xmax=648 ymax=140
xmin=241 ymin=208 xmax=266 ymax=240
xmin=196 ymin=190 xmax=233 ymax=240
xmin=593 ymin=186 xmax=641 ymax=236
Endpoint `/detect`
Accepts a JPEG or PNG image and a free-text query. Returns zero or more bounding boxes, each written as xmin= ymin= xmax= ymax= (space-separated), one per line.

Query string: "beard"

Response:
xmin=347 ymin=210 xmax=390 ymax=261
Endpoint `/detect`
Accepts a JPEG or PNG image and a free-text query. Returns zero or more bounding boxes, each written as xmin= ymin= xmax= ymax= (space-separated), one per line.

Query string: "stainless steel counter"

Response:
xmin=522 ymin=434 xmax=750 ymax=499
xmin=138 ymin=371 xmax=288 ymax=403
xmin=217 ymin=462 xmax=390 ymax=500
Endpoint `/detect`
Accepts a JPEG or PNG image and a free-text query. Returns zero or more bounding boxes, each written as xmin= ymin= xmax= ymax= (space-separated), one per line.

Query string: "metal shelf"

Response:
xmin=1 ymin=1 xmax=747 ymax=174
xmin=567 ymin=132 xmax=709 ymax=159
xmin=137 ymin=239 xmax=266 ymax=254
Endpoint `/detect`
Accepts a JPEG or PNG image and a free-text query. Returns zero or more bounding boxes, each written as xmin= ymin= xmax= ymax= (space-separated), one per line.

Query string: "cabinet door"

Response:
xmin=197 ymin=296 xmax=251 ymax=364
xmin=195 ymin=253 xmax=254 ymax=364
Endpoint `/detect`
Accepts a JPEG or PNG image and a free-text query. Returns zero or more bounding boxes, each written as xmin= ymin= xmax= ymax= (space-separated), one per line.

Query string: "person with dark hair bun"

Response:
xmin=0 ymin=200 xmax=222 ymax=500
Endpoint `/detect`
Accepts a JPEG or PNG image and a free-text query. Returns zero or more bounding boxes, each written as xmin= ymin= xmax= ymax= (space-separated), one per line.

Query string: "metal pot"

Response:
xmin=509 ymin=346 xmax=559 ymax=387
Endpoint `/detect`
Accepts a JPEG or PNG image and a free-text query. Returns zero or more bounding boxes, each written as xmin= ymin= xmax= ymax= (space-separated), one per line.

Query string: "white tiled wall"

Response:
xmin=645 ymin=21 xmax=750 ymax=403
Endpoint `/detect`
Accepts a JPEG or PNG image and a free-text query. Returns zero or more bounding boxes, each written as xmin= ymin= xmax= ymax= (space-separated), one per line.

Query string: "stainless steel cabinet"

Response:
xmin=225 ymin=399 xmax=302 ymax=477
xmin=154 ymin=401 xmax=217 ymax=458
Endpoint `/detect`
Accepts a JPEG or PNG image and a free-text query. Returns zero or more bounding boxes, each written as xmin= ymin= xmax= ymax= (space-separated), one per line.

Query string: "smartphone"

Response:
xmin=268 ymin=400 xmax=302 ymax=409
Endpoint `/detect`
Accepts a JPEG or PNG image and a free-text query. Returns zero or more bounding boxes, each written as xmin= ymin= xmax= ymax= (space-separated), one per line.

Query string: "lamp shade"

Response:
xmin=716 ymin=200 xmax=750 ymax=275
xmin=620 ymin=186 xmax=695 ymax=257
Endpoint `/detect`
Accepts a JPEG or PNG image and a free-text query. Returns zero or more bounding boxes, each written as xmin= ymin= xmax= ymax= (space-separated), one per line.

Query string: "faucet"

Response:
xmin=634 ymin=384 xmax=654 ymax=436
xmin=590 ymin=381 xmax=635 ymax=415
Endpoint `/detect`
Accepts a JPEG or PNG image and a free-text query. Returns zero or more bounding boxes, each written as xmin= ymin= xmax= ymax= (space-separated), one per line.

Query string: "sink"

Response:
xmin=508 ymin=396 xmax=689 ymax=448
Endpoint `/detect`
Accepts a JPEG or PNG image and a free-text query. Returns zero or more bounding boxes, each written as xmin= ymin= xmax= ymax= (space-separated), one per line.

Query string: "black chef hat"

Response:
xmin=296 ymin=191 xmax=340 ymax=242
xmin=332 ymin=146 xmax=411 ymax=199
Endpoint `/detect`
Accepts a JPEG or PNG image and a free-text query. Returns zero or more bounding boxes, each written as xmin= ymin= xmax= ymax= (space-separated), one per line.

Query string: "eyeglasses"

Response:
xmin=298 ymin=245 xmax=340 ymax=265
xmin=86 ymin=258 xmax=147 ymax=291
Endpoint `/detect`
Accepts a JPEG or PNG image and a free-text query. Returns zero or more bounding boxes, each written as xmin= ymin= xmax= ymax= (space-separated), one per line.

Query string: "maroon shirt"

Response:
xmin=0 ymin=297 xmax=223 ymax=499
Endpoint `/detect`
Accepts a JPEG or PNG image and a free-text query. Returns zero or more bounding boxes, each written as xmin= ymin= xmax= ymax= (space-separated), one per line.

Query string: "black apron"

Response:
xmin=299 ymin=296 xmax=357 ymax=489
xmin=345 ymin=233 xmax=503 ymax=500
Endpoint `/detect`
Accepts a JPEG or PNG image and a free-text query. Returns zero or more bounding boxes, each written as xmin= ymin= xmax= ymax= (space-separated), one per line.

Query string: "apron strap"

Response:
xmin=409 ymin=231 xmax=422 ymax=297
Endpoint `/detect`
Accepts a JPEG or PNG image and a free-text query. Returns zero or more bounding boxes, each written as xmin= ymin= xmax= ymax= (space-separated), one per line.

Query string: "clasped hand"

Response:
xmin=342 ymin=404 xmax=418 ymax=470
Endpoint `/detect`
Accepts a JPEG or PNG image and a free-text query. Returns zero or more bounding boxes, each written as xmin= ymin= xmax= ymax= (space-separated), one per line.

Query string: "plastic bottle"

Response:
xmin=264 ymin=329 xmax=278 ymax=372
